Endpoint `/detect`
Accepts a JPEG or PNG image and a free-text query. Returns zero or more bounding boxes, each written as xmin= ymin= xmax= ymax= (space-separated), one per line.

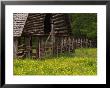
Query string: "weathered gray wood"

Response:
xmin=53 ymin=20 xmax=65 ymax=24
xmin=68 ymin=37 xmax=71 ymax=52
xmin=89 ymin=40 xmax=92 ymax=47
xmin=57 ymin=42 xmax=58 ymax=57
xmin=61 ymin=37 xmax=63 ymax=53
xmin=52 ymin=16 xmax=64 ymax=21
xmin=13 ymin=13 xmax=28 ymax=37
xmin=54 ymin=23 xmax=66 ymax=28
xmin=86 ymin=38 xmax=88 ymax=47
xmin=51 ymin=21 xmax=55 ymax=56
xmin=38 ymin=38 xmax=41 ymax=58
xmin=25 ymin=36 xmax=31 ymax=58
xmin=30 ymin=36 xmax=32 ymax=58
xmin=13 ymin=13 xmax=74 ymax=58
xmin=13 ymin=38 xmax=18 ymax=58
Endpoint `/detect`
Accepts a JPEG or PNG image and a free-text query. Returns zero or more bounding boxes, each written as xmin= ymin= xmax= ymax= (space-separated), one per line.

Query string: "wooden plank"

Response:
xmin=54 ymin=23 xmax=66 ymax=28
xmin=26 ymin=19 xmax=44 ymax=23
xmin=26 ymin=20 xmax=43 ymax=25
xmin=51 ymin=22 xmax=54 ymax=56
xmin=86 ymin=38 xmax=88 ymax=47
xmin=24 ymin=27 xmax=43 ymax=31
xmin=55 ymin=30 xmax=68 ymax=33
xmin=60 ymin=37 xmax=63 ymax=53
xmin=54 ymin=26 xmax=68 ymax=30
xmin=29 ymin=36 xmax=32 ymax=57
xmin=53 ymin=20 xmax=65 ymax=24
xmin=13 ymin=38 xmax=18 ymax=58
xmin=72 ymin=38 xmax=74 ymax=50
xmin=28 ymin=15 xmax=44 ymax=20
xmin=38 ymin=38 xmax=41 ymax=58
xmin=52 ymin=16 xmax=64 ymax=22
xmin=57 ymin=44 xmax=58 ymax=57
xmin=26 ymin=25 xmax=44 ymax=29
xmin=81 ymin=38 xmax=83 ymax=48
xmin=89 ymin=40 xmax=92 ymax=47
xmin=68 ymin=37 xmax=71 ymax=53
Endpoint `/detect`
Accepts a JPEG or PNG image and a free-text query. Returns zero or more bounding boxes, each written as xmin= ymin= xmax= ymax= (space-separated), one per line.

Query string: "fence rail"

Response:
xmin=16 ymin=36 xmax=97 ymax=58
xmin=73 ymin=38 xmax=97 ymax=48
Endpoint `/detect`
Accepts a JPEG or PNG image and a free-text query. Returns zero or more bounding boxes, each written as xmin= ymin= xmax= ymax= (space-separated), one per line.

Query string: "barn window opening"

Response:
xmin=44 ymin=13 xmax=52 ymax=34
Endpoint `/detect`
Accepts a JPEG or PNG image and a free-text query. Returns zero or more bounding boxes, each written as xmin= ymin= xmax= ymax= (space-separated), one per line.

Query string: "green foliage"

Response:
xmin=71 ymin=13 xmax=97 ymax=40
xmin=14 ymin=48 xmax=97 ymax=75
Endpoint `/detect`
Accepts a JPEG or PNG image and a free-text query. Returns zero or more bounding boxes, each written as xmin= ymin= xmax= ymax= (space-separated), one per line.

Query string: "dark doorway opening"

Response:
xmin=44 ymin=13 xmax=52 ymax=34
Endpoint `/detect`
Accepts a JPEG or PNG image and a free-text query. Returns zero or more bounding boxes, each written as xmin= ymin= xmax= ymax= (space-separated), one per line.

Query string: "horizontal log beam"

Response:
xmin=53 ymin=20 xmax=65 ymax=24
xmin=24 ymin=25 xmax=44 ymax=30
xmin=28 ymin=15 xmax=44 ymax=20
xmin=52 ymin=16 xmax=64 ymax=21
xmin=26 ymin=20 xmax=44 ymax=24
xmin=54 ymin=23 xmax=66 ymax=28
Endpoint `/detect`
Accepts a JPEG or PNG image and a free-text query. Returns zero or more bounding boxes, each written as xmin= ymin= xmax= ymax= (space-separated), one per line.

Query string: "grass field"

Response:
xmin=13 ymin=48 xmax=97 ymax=75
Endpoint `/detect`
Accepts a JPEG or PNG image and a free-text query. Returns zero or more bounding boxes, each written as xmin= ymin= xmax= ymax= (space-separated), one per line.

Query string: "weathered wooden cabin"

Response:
xmin=13 ymin=13 xmax=75 ymax=58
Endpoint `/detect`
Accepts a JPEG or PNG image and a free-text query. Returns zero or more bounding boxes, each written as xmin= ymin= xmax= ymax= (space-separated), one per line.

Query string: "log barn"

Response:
xmin=13 ymin=13 xmax=75 ymax=59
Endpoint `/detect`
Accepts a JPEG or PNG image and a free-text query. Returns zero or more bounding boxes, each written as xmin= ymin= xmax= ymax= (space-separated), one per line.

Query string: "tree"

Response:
xmin=70 ymin=13 xmax=97 ymax=40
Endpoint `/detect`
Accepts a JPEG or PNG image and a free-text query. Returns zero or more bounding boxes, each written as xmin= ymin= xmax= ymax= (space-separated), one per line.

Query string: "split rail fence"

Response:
xmin=16 ymin=36 xmax=97 ymax=59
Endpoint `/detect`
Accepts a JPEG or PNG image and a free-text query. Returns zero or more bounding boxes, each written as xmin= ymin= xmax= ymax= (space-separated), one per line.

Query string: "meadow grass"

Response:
xmin=13 ymin=48 xmax=97 ymax=75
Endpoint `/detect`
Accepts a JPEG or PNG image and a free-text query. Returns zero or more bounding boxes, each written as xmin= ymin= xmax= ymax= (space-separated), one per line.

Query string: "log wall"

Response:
xmin=22 ymin=13 xmax=71 ymax=36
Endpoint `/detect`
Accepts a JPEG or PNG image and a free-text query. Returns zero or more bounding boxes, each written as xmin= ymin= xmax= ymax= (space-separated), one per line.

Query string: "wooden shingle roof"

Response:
xmin=13 ymin=13 xmax=28 ymax=37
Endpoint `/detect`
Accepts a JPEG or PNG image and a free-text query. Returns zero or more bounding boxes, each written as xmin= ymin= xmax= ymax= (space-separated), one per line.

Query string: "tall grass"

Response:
xmin=13 ymin=48 xmax=97 ymax=75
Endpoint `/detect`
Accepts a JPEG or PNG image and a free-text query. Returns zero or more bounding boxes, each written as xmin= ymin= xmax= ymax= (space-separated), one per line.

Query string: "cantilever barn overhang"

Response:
xmin=13 ymin=13 xmax=73 ymax=58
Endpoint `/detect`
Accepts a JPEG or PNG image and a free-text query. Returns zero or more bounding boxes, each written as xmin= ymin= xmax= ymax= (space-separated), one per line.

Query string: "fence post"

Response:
xmin=81 ymin=38 xmax=82 ymax=48
xmin=68 ymin=37 xmax=71 ymax=53
xmin=86 ymin=38 xmax=88 ymax=48
xmin=38 ymin=38 xmax=41 ymax=58
xmin=61 ymin=37 xmax=63 ymax=53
